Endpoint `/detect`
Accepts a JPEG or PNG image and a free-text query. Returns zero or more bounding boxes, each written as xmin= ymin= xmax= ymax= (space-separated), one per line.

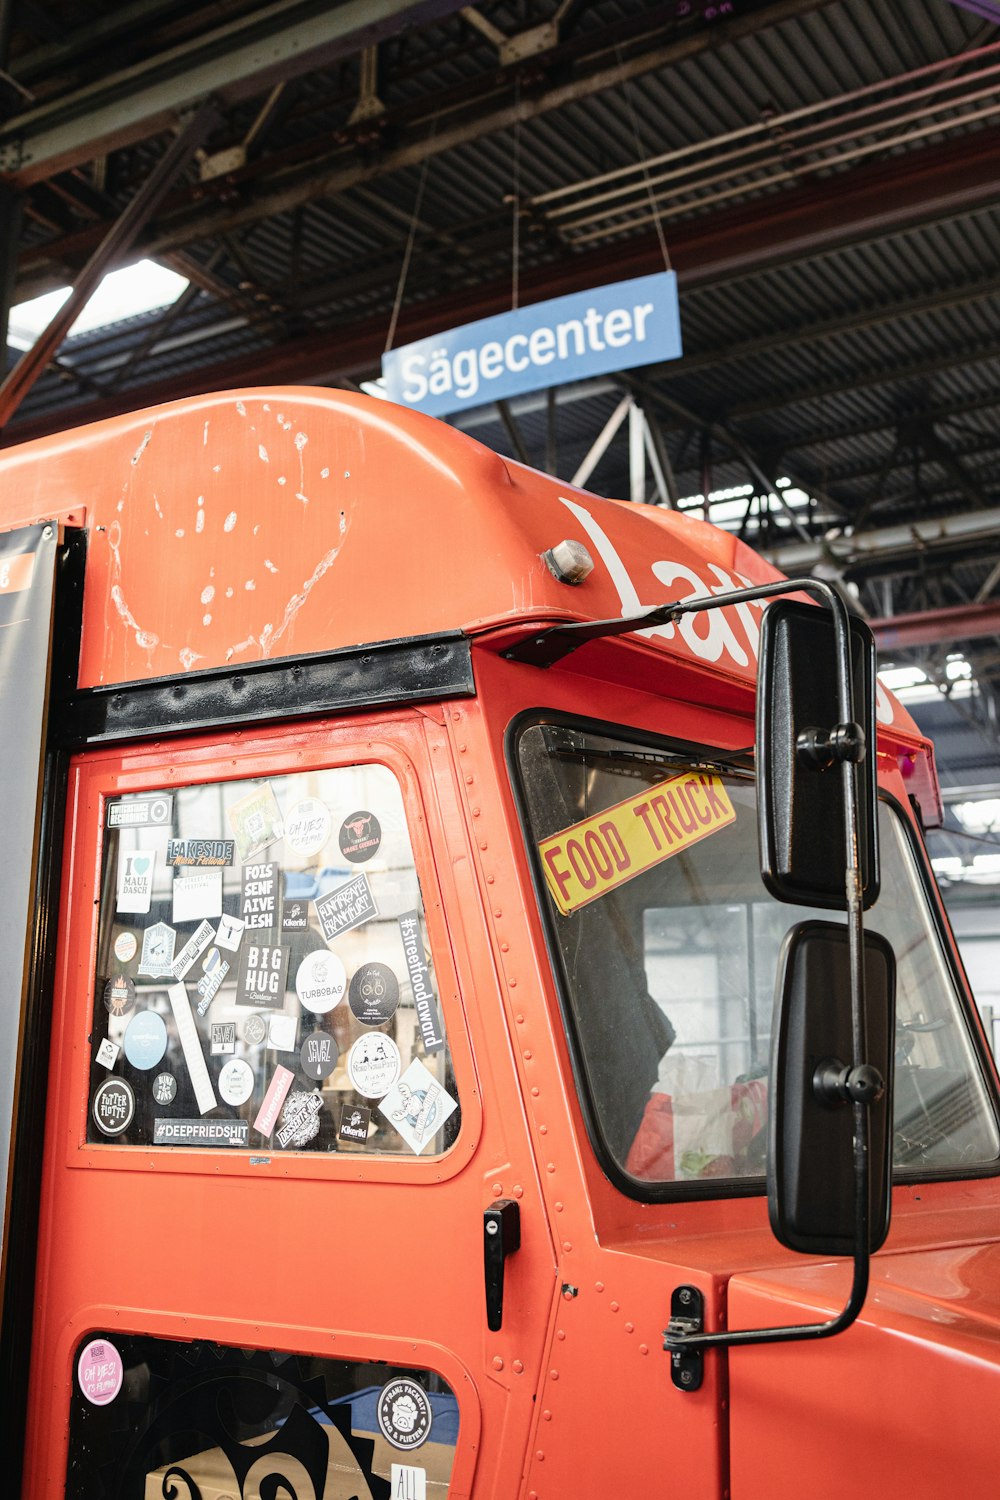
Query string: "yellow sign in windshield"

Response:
xmin=538 ymin=772 xmax=736 ymax=915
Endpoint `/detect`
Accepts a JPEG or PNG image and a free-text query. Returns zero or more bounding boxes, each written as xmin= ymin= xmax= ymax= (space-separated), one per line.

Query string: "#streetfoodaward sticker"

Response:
xmin=347 ymin=1034 xmax=401 ymax=1099
xmin=377 ymin=1378 xmax=432 ymax=1450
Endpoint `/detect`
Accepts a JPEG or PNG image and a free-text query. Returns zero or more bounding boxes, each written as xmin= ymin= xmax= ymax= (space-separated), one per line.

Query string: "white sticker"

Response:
xmin=347 ymin=1034 xmax=402 ymax=1099
xmin=116 ymin=849 xmax=154 ymax=914
xmin=96 ymin=1037 xmax=120 ymax=1070
xmin=283 ymin=798 xmax=332 ymax=858
xmin=172 ymin=868 xmax=223 ymax=923
xmin=218 ymin=1057 xmax=255 ymax=1106
xmin=171 ymin=919 xmax=215 ymax=979
xmin=267 ymin=1013 xmax=298 ymax=1052
xmin=215 ymin=912 xmax=246 ymax=952
xmin=295 ymin=948 xmax=347 ymax=1014
xmin=378 ymin=1058 xmax=458 ymax=1155
xmin=391 ymin=1465 xmax=427 ymax=1500
xmin=113 ymin=931 xmax=138 ymax=963
xmin=139 ymin=921 xmax=176 ymax=978
xmin=167 ymin=982 xmax=217 ymax=1114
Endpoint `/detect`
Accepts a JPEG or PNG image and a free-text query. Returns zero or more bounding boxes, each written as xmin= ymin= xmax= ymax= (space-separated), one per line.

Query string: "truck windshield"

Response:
xmin=516 ymin=719 xmax=1000 ymax=1191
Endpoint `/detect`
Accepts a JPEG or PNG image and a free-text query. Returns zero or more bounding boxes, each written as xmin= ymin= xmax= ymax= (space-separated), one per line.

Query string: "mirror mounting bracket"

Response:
xmin=665 ymin=1286 xmax=705 ymax=1392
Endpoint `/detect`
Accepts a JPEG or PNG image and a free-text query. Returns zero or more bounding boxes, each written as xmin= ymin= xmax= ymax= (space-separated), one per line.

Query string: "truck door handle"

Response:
xmin=484 ymin=1199 xmax=521 ymax=1331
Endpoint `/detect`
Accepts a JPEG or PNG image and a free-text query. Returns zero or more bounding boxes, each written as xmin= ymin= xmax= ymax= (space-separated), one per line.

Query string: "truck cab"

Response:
xmin=1 ymin=387 xmax=997 ymax=1499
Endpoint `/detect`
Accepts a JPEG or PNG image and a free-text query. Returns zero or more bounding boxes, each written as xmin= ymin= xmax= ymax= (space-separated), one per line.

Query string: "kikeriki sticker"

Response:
xmin=167 ymin=982 xmax=217 ymax=1114
xmin=349 ymin=961 xmax=399 ymax=1026
xmin=379 ymin=1059 xmax=458 ymax=1155
xmin=347 ymin=1033 xmax=401 ymax=1099
xmin=217 ymin=1057 xmax=255 ymax=1107
xmin=77 ymin=1338 xmax=124 ymax=1407
xmin=267 ymin=1013 xmax=298 ymax=1052
xmin=96 ymin=1037 xmax=120 ymax=1070
xmin=172 ymin=868 xmax=223 ymax=924
xmin=398 ymin=911 xmax=444 ymax=1053
xmin=92 ymin=1078 xmax=135 ymax=1136
xmin=210 ymin=1021 xmax=237 ymax=1056
xmin=152 ymin=1072 xmax=177 ymax=1105
xmin=391 ymin=1465 xmax=427 ymax=1500
xmin=377 ymin=1378 xmax=432 ymax=1451
xmin=104 ymin=975 xmax=136 ymax=1018
xmin=241 ymin=861 xmax=279 ymax=931
xmin=283 ymin=798 xmax=332 ymax=859
xmin=253 ymin=1064 xmax=294 ymax=1137
xmin=171 ymin=919 xmax=215 ymax=979
xmin=281 ymin=895 xmax=310 ymax=933
xmin=116 ymin=849 xmax=154 ymax=914
xmin=215 ymin=912 xmax=246 ymax=952
xmin=113 ymin=931 xmax=138 ymax=964
xmin=242 ymin=1013 xmax=267 ymax=1046
xmin=276 ymin=1089 xmax=323 ymax=1149
xmin=107 ymin=794 xmax=172 ymax=829
xmin=338 ymin=1102 xmax=370 ymax=1144
xmin=235 ymin=941 xmax=290 ymax=1008
xmin=314 ymin=872 xmax=377 ymax=943
xmin=295 ymin=948 xmax=346 ymax=1014
xmin=194 ymin=947 xmax=230 ymax=1016
xmin=139 ymin=921 xmax=176 ymax=978
xmin=166 ymin=838 xmax=235 ymax=867
xmin=228 ymin=783 xmax=283 ymax=862
xmin=339 ymin=810 xmax=381 ymax=863
xmin=123 ymin=1010 xmax=168 ymax=1071
xmin=300 ymin=1031 xmax=337 ymax=1080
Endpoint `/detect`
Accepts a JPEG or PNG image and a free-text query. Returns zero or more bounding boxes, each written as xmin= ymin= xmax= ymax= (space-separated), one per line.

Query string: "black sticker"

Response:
xmin=377 ymin=1378 xmax=433 ymax=1450
xmin=281 ymin=895 xmax=310 ymax=933
xmin=151 ymin=1073 xmax=177 ymax=1105
xmin=241 ymin=860 xmax=279 ymax=931
xmin=92 ymin=1078 xmax=135 ymax=1136
xmin=398 ymin=911 xmax=445 ymax=1053
xmin=338 ymin=1102 xmax=371 ymax=1145
xmin=107 ymin=794 xmax=173 ymax=829
xmin=153 ymin=1119 xmax=249 ymax=1147
xmin=275 ymin=1090 xmax=323 ymax=1150
xmin=103 ymin=974 xmax=136 ymax=1018
xmin=300 ymin=1031 xmax=338 ymax=1080
xmin=349 ymin=962 xmax=400 ymax=1026
xmin=235 ymin=940 xmax=290 ymax=1008
xmin=338 ymin=810 xmax=381 ymax=863
xmin=210 ymin=1021 xmax=236 ymax=1055
xmin=314 ymin=873 xmax=377 ymax=943
xmin=166 ymin=838 xmax=235 ymax=867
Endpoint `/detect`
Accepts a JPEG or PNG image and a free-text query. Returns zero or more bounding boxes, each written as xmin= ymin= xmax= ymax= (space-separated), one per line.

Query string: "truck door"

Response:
xmin=22 ymin=709 xmax=552 ymax=1500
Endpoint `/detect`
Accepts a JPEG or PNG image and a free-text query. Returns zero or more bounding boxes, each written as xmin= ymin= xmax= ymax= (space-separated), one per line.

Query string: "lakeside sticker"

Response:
xmin=228 ymin=783 xmax=283 ymax=861
xmin=538 ymin=770 xmax=736 ymax=916
xmin=167 ymin=838 xmax=235 ymax=867
xmin=314 ymin=873 xmax=377 ymax=943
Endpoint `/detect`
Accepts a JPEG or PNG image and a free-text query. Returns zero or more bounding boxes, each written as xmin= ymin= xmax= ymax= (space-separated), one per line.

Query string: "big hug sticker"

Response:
xmin=538 ymin=771 xmax=736 ymax=915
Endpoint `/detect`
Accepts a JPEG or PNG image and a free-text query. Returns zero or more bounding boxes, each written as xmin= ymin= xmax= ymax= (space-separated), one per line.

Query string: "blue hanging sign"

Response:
xmin=381 ymin=271 xmax=681 ymax=418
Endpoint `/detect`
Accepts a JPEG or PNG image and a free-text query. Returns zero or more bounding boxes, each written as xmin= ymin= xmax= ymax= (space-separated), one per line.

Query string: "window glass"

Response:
xmin=517 ymin=721 xmax=999 ymax=1188
xmin=89 ymin=764 xmax=460 ymax=1156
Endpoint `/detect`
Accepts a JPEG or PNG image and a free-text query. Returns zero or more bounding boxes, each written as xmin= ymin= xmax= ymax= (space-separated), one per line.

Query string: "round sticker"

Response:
xmin=338 ymin=810 xmax=381 ymax=863
xmin=123 ymin=1009 xmax=167 ymax=1070
xmin=377 ymin=1378 xmax=432 ymax=1450
xmin=152 ymin=1072 xmax=177 ymax=1105
xmin=349 ymin=962 xmax=400 ymax=1026
xmin=243 ymin=1013 xmax=267 ymax=1046
xmin=148 ymin=795 xmax=171 ymax=825
xmin=347 ymin=1034 xmax=401 ymax=1099
xmin=295 ymin=948 xmax=347 ymax=1014
xmin=218 ymin=1058 xmax=255 ymax=1106
xmin=278 ymin=1089 xmax=323 ymax=1148
xmin=114 ymin=931 xmax=137 ymax=964
xmin=284 ymin=798 xmax=333 ymax=858
xmin=103 ymin=974 xmax=136 ymax=1018
xmin=202 ymin=945 xmax=224 ymax=975
xmin=92 ymin=1078 xmax=135 ymax=1136
xmin=300 ymin=1030 xmax=338 ymax=1080
xmin=77 ymin=1337 xmax=124 ymax=1407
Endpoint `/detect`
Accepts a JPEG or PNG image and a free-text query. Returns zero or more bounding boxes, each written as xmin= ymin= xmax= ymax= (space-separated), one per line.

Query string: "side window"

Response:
xmin=89 ymin=763 xmax=460 ymax=1157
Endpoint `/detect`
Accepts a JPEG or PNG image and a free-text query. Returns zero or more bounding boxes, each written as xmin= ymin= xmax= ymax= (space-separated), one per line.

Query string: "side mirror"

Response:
xmin=757 ymin=597 xmax=879 ymax=910
xmin=769 ymin=920 xmax=895 ymax=1257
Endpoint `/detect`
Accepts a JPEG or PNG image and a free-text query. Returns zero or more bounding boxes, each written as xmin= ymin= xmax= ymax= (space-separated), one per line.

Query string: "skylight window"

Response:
xmin=8 ymin=259 xmax=189 ymax=351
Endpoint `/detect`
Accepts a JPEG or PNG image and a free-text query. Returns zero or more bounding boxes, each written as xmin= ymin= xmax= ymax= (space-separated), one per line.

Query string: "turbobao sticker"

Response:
xmin=92 ymin=1078 xmax=135 ymax=1136
xmin=116 ymin=850 xmax=154 ymax=914
xmin=77 ymin=1338 xmax=124 ymax=1406
xmin=314 ymin=873 xmax=377 ymax=943
xmin=228 ymin=783 xmax=283 ymax=861
xmin=107 ymin=795 xmax=172 ymax=828
xmin=538 ymin=771 xmax=736 ymax=916
xmin=377 ymin=1379 xmax=432 ymax=1451
xmin=347 ymin=1034 xmax=401 ymax=1099
xmin=295 ymin=948 xmax=347 ymax=1014
xmin=339 ymin=810 xmax=381 ymax=863
xmin=283 ymin=798 xmax=332 ymax=858
xmin=349 ymin=962 xmax=399 ymax=1026
xmin=379 ymin=1059 xmax=458 ymax=1155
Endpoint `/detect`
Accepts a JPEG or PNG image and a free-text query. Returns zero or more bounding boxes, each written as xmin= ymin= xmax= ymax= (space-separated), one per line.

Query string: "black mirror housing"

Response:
xmin=757 ymin=597 xmax=880 ymax=910
xmin=769 ymin=920 xmax=896 ymax=1258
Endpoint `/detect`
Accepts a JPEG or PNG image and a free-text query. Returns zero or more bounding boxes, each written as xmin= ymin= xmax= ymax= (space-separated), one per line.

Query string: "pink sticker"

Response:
xmin=253 ymin=1064 xmax=294 ymax=1138
xmin=77 ymin=1338 xmax=124 ymax=1406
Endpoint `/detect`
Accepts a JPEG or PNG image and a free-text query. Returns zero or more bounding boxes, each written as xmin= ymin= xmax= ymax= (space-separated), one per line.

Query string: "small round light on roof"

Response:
xmin=542 ymin=539 xmax=594 ymax=585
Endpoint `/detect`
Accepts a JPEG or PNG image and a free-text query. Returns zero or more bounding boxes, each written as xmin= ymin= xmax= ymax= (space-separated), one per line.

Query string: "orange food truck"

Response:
xmin=0 ymin=387 xmax=997 ymax=1500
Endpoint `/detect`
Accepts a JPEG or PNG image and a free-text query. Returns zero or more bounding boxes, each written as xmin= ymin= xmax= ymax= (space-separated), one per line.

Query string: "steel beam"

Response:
xmin=871 ymin=602 xmax=1000 ymax=651
xmin=767 ymin=506 xmax=1000 ymax=573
